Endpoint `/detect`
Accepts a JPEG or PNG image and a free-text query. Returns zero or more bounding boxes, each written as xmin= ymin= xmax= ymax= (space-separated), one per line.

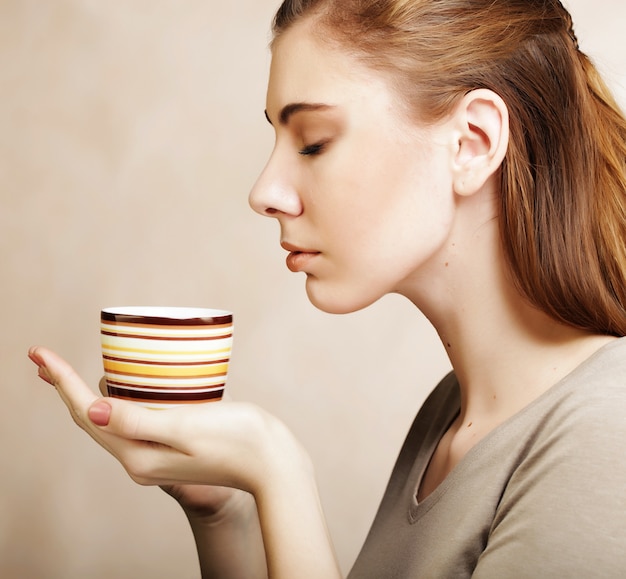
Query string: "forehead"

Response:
xmin=266 ymin=21 xmax=389 ymax=116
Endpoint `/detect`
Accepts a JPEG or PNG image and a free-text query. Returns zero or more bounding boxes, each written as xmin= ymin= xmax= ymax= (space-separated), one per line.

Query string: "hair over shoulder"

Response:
xmin=272 ymin=0 xmax=626 ymax=337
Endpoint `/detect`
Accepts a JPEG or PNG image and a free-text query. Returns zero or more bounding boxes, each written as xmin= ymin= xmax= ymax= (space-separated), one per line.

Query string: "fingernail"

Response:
xmin=37 ymin=367 xmax=54 ymax=385
xmin=88 ymin=401 xmax=112 ymax=427
xmin=28 ymin=348 xmax=45 ymax=368
xmin=29 ymin=349 xmax=54 ymax=385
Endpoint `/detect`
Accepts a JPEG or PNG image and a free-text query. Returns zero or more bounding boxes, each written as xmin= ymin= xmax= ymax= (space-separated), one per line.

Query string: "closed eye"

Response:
xmin=299 ymin=142 xmax=327 ymax=156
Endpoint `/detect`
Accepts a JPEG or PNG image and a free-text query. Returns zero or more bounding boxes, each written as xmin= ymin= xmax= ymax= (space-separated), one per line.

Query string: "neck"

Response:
xmin=399 ymin=193 xmax=614 ymax=429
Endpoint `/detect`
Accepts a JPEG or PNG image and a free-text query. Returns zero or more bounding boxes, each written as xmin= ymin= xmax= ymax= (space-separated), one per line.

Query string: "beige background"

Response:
xmin=1 ymin=1 xmax=624 ymax=577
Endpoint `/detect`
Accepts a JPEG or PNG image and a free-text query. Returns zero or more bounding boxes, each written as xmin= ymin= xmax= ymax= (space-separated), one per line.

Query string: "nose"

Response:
xmin=249 ymin=151 xmax=303 ymax=218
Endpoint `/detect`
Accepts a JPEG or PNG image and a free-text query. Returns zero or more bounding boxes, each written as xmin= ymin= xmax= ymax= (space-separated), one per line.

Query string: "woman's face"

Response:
xmin=249 ymin=21 xmax=458 ymax=314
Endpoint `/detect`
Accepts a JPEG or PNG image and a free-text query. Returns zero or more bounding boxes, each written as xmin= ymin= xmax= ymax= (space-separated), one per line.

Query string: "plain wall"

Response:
xmin=1 ymin=1 xmax=624 ymax=577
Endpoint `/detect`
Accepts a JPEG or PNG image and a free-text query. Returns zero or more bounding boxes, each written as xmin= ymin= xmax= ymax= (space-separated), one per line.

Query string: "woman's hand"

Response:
xmin=91 ymin=376 xmax=248 ymax=521
xmin=29 ymin=346 xmax=283 ymax=492
xmin=29 ymin=345 xmax=342 ymax=579
xmin=30 ymin=345 xmax=271 ymax=577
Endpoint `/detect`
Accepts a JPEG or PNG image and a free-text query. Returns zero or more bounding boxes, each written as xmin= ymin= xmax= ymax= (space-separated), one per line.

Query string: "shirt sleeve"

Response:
xmin=472 ymin=385 xmax=626 ymax=578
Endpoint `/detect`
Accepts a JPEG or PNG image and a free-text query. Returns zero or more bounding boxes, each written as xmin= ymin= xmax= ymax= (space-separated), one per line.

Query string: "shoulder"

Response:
xmin=542 ymin=337 xmax=626 ymax=437
xmin=474 ymin=338 xmax=626 ymax=578
xmin=514 ymin=337 xmax=626 ymax=489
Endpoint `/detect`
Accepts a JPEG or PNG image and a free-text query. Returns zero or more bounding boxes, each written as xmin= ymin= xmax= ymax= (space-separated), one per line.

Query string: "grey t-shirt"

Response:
xmin=349 ymin=337 xmax=626 ymax=578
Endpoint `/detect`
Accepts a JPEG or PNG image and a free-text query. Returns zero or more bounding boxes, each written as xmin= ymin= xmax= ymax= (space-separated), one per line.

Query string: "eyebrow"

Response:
xmin=264 ymin=103 xmax=335 ymax=126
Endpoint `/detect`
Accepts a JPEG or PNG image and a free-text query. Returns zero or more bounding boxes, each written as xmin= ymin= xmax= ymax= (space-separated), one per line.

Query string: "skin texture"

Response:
xmin=30 ymin=16 xmax=616 ymax=579
xmin=251 ymin=25 xmax=458 ymax=315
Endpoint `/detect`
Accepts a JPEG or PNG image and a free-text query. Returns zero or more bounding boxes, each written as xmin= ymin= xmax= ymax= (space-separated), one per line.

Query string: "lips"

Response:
xmin=281 ymin=241 xmax=320 ymax=273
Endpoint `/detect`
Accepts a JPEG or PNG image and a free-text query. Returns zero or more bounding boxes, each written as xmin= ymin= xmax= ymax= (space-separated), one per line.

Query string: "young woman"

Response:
xmin=29 ymin=0 xmax=626 ymax=577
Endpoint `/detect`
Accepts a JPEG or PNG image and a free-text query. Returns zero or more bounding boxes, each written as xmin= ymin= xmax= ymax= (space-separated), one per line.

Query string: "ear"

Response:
xmin=451 ymin=89 xmax=509 ymax=196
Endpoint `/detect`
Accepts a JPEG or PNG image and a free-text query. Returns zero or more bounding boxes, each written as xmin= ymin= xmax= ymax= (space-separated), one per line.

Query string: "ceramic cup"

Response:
xmin=101 ymin=306 xmax=233 ymax=408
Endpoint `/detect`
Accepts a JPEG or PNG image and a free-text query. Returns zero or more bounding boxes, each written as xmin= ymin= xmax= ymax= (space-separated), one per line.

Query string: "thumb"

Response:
xmin=88 ymin=400 xmax=112 ymax=427
xmin=87 ymin=394 xmax=181 ymax=448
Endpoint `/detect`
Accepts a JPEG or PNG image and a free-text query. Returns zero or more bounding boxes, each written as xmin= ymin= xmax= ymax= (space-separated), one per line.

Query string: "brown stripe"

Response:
xmin=101 ymin=312 xmax=232 ymax=326
xmin=101 ymin=330 xmax=233 ymax=341
xmin=107 ymin=385 xmax=224 ymax=402
xmin=105 ymin=379 xmax=226 ymax=391
xmin=103 ymin=355 xmax=230 ymax=366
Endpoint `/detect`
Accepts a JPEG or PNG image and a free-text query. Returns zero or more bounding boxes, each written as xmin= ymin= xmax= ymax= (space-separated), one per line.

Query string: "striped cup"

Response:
xmin=101 ymin=306 xmax=233 ymax=408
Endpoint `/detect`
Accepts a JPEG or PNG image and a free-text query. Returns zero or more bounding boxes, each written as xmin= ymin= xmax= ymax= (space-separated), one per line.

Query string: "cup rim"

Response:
xmin=101 ymin=306 xmax=233 ymax=325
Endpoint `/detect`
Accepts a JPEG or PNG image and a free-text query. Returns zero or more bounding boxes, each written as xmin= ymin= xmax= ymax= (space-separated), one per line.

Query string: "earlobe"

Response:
xmin=452 ymin=89 xmax=509 ymax=196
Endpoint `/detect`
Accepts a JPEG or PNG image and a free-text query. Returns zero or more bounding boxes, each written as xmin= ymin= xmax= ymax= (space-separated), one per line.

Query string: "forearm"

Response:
xmin=257 ymin=477 xmax=341 ymax=579
xmin=255 ymin=421 xmax=342 ymax=579
xmin=29 ymin=349 xmax=337 ymax=578
xmin=187 ymin=490 xmax=268 ymax=579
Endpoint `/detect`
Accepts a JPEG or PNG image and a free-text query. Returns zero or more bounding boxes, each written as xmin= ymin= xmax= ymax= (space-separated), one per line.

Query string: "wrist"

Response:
xmin=184 ymin=488 xmax=257 ymax=528
xmin=183 ymin=487 xmax=268 ymax=579
xmin=256 ymin=412 xmax=315 ymax=493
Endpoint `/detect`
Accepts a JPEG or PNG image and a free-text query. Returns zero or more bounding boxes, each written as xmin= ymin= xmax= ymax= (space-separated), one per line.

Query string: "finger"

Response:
xmin=86 ymin=398 xmax=200 ymax=484
xmin=29 ymin=346 xmax=99 ymax=425
xmin=29 ymin=347 xmax=195 ymax=484
xmin=29 ymin=346 xmax=128 ymax=456
xmin=92 ymin=395 xmax=187 ymax=448
xmin=30 ymin=346 xmax=184 ymax=448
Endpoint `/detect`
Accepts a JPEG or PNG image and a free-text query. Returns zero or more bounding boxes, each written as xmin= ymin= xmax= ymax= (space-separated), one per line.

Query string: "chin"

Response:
xmin=305 ymin=279 xmax=381 ymax=315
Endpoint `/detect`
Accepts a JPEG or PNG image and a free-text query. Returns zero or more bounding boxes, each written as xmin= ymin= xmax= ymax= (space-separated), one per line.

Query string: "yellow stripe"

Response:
xmin=103 ymin=360 xmax=229 ymax=377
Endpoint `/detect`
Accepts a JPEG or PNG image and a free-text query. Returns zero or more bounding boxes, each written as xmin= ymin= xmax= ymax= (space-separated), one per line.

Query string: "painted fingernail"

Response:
xmin=88 ymin=401 xmax=112 ymax=427
xmin=28 ymin=348 xmax=45 ymax=368
xmin=37 ymin=367 xmax=54 ymax=385
xmin=29 ymin=350 xmax=54 ymax=385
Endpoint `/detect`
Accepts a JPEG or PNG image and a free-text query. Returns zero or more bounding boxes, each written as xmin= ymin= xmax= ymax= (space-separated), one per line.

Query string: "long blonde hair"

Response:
xmin=272 ymin=0 xmax=626 ymax=337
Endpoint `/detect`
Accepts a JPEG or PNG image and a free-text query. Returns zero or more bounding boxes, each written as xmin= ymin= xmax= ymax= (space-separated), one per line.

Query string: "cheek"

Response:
xmin=361 ymin=172 xmax=456 ymax=283
xmin=370 ymin=152 xmax=455 ymax=241
xmin=306 ymin=139 xmax=455 ymax=301
xmin=302 ymin=194 xmax=455 ymax=316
